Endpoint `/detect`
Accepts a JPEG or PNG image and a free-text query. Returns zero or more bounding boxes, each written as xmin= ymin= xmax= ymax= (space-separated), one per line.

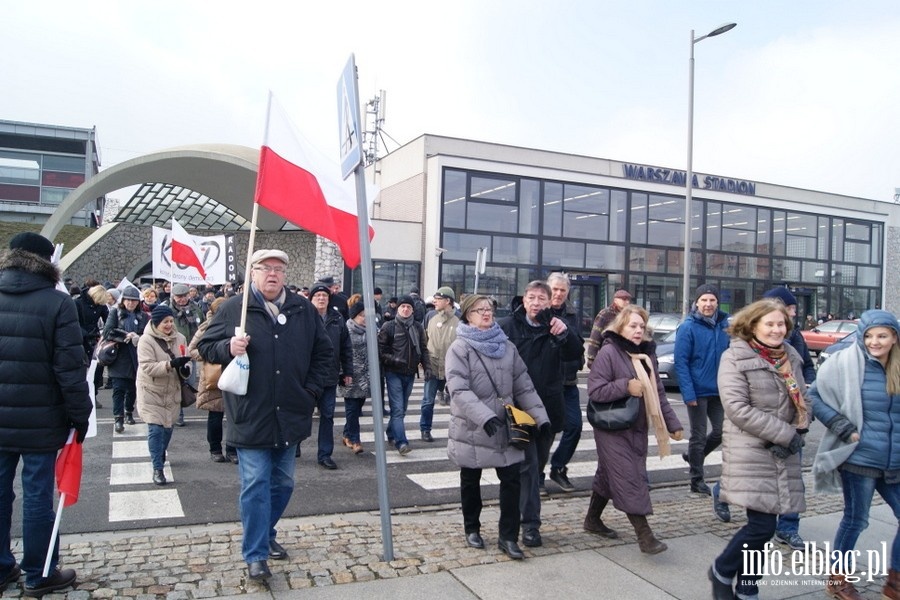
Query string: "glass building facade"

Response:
xmin=438 ymin=167 xmax=882 ymax=326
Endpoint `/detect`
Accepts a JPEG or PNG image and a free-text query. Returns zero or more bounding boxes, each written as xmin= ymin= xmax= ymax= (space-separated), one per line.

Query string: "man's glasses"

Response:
xmin=253 ymin=265 xmax=286 ymax=274
xmin=471 ymin=307 xmax=494 ymax=315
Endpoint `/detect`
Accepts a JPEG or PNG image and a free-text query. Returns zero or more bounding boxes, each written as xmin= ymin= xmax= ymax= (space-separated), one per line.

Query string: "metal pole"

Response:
xmin=353 ymin=164 xmax=393 ymax=561
xmin=681 ymin=30 xmax=695 ymax=317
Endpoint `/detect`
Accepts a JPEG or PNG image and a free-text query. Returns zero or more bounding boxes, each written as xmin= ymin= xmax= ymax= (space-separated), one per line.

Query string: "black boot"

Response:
xmin=114 ymin=417 xmax=124 ymax=434
xmin=583 ymin=491 xmax=619 ymax=538
xmin=125 ymin=412 xmax=135 ymax=425
xmin=626 ymin=514 xmax=667 ymax=554
xmin=153 ymin=469 xmax=166 ymax=485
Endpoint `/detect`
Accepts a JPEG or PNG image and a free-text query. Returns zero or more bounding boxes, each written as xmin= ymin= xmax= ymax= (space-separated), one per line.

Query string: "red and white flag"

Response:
xmin=254 ymin=94 xmax=374 ymax=269
xmin=170 ymin=218 xmax=208 ymax=281
xmin=55 ymin=430 xmax=82 ymax=507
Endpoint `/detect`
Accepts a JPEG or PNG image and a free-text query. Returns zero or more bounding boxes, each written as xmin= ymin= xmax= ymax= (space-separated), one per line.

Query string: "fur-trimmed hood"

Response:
xmin=0 ymin=248 xmax=60 ymax=293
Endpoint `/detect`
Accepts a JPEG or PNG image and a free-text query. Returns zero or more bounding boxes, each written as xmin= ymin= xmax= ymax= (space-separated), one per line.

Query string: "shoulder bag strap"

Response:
xmin=471 ymin=349 xmax=504 ymax=402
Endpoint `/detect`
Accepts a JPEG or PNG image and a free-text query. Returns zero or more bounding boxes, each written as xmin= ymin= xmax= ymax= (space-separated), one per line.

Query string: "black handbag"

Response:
xmin=94 ymin=339 xmax=120 ymax=366
xmin=587 ymin=395 xmax=641 ymax=431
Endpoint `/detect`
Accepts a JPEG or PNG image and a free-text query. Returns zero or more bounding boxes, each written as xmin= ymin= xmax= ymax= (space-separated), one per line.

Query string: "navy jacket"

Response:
xmin=198 ymin=287 xmax=333 ymax=449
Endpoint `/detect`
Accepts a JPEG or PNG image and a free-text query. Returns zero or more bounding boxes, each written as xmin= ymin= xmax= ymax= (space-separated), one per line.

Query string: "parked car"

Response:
xmin=800 ymin=319 xmax=858 ymax=352
xmin=655 ymin=329 xmax=680 ymax=390
xmin=646 ymin=313 xmax=683 ymax=342
xmin=816 ymin=331 xmax=857 ymax=367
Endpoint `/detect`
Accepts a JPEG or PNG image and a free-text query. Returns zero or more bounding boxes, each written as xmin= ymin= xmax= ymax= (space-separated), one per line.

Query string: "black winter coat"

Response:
xmin=499 ymin=307 xmax=584 ymax=432
xmin=320 ymin=308 xmax=352 ymax=386
xmin=74 ymin=288 xmax=108 ymax=354
xmin=102 ymin=307 xmax=149 ymax=379
xmin=198 ymin=288 xmax=333 ymax=449
xmin=550 ymin=300 xmax=585 ymax=385
xmin=0 ymin=250 xmax=92 ymax=452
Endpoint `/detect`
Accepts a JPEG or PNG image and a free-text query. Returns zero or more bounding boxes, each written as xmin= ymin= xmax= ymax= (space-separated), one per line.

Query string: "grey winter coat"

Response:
xmin=588 ymin=332 xmax=682 ymax=515
xmin=445 ymin=339 xmax=549 ymax=469
xmin=339 ymin=319 xmax=370 ymax=399
xmin=717 ymin=338 xmax=807 ymax=514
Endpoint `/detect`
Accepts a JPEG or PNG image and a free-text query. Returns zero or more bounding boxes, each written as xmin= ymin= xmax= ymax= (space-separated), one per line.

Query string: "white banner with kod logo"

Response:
xmin=151 ymin=226 xmax=237 ymax=285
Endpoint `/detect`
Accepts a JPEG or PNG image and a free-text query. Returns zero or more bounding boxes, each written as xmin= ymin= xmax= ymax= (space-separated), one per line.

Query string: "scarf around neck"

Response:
xmin=250 ymin=283 xmax=286 ymax=324
xmin=395 ymin=314 xmax=421 ymax=355
xmin=750 ymin=338 xmax=809 ymax=430
xmin=457 ymin=322 xmax=508 ymax=359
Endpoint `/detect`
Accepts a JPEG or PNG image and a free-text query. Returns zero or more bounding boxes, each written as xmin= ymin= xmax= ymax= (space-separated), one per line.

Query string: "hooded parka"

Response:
xmin=717 ymin=338 xmax=807 ymax=514
xmin=0 ymin=249 xmax=92 ymax=452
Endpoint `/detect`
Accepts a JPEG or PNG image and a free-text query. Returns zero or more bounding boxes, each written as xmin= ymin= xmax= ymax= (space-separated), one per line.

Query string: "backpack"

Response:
xmin=412 ymin=296 xmax=426 ymax=324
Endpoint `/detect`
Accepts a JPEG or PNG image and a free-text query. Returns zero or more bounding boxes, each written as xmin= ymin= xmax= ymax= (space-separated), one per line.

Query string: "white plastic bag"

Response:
xmin=217 ymin=328 xmax=250 ymax=395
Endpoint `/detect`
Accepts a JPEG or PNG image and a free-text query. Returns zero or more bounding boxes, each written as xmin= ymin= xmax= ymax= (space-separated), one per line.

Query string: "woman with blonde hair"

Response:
xmin=811 ymin=309 xmax=900 ymax=600
xmin=586 ymin=304 xmax=683 ymax=554
xmin=710 ymin=299 xmax=808 ymax=600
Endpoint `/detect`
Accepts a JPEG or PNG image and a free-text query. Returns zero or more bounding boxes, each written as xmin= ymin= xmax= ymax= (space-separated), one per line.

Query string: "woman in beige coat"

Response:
xmin=137 ymin=305 xmax=190 ymax=485
xmin=709 ymin=299 xmax=809 ymax=600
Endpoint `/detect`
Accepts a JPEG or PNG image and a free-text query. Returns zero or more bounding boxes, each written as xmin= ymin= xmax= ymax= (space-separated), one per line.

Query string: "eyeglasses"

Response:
xmin=253 ymin=265 xmax=286 ymax=274
xmin=471 ymin=307 xmax=494 ymax=315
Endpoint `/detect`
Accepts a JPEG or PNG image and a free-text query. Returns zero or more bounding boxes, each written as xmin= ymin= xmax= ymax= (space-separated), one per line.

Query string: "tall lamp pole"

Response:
xmin=682 ymin=23 xmax=736 ymax=316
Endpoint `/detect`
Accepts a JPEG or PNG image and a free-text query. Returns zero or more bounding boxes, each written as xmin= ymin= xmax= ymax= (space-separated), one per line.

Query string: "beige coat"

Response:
xmin=136 ymin=322 xmax=187 ymax=428
xmin=188 ymin=317 xmax=223 ymax=412
xmin=717 ymin=338 xmax=808 ymax=515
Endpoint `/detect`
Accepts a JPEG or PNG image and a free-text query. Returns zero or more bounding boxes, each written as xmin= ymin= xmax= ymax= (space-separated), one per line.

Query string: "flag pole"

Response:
xmin=238 ymin=92 xmax=274 ymax=335
xmin=43 ymin=429 xmax=74 ymax=577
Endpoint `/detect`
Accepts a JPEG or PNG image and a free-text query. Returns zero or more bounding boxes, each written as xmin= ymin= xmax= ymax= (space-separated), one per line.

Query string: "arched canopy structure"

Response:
xmin=40 ymin=144 xmax=292 ymax=242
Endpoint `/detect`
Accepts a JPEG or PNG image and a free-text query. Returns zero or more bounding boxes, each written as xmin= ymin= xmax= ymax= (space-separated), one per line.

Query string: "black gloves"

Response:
xmin=483 ymin=417 xmax=504 ymax=437
xmin=534 ymin=308 xmax=554 ymax=327
xmin=170 ymin=356 xmax=191 ymax=369
xmin=769 ymin=433 xmax=804 ymax=460
xmin=423 ymin=368 xmax=434 ymax=381
xmin=827 ymin=416 xmax=858 ymax=443
xmin=72 ymin=421 xmax=89 ymax=443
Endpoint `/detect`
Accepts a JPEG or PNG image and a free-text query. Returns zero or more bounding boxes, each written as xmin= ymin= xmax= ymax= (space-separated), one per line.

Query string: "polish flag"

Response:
xmin=254 ymin=94 xmax=374 ymax=269
xmin=55 ymin=430 xmax=82 ymax=507
xmin=170 ymin=219 xmax=207 ymax=281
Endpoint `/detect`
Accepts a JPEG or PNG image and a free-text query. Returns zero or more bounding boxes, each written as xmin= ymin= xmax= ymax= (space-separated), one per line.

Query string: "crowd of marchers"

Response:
xmin=1 ymin=233 xmax=898 ymax=600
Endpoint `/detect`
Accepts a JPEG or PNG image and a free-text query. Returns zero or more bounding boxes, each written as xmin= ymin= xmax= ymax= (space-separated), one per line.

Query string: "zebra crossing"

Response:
xmin=341 ymin=380 xmax=720 ymax=491
xmin=98 ymin=379 xmax=717 ymax=526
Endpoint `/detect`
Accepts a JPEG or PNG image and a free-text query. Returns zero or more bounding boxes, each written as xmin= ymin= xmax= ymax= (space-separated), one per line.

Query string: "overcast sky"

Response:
xmin=5 ymin=1 xmax=899 ymax=202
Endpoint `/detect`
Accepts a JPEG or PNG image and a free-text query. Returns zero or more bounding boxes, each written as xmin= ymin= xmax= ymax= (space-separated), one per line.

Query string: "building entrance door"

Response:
xmin=568 ymin=274 xmax=604 ymax=337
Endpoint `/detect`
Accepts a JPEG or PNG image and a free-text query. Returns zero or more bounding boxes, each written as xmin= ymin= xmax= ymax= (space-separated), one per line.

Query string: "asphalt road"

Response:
xmin=8 ymin=382 xmax=824 ymax=537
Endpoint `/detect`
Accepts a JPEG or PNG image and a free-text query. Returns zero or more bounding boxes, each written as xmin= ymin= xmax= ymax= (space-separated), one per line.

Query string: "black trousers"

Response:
xmin=460 ymin=463 xmax=521 ymax=541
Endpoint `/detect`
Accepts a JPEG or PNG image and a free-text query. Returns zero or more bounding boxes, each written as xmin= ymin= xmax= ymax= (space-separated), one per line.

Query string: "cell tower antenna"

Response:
xmin=363 ymin=90 xmax=386 ymax=168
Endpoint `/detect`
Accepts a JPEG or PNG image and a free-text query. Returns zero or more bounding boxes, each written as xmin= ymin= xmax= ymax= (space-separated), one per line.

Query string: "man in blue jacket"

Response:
xmin=674 ymin=284 xmax=730 ymax=496
xmin=0 ymin=233 xmax=92 ymax=596
xmin=199 ymin=249 xmax=333 ymax=582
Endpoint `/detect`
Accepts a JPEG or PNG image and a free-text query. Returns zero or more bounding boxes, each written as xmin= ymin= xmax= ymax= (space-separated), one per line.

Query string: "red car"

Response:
xmin=801 ymin=320 xmax=858 ymax=352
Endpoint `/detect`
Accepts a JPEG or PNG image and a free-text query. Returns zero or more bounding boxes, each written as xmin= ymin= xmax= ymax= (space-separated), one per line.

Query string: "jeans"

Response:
xmin=550 ymin=384 xmax=582 ymax=470
xmin=420 ymin=378 xmax=445 ymax=432
xmin=316 ymin=385 xmax=337 ymax=462
xmin=686 ymin=395 xmax=724 ymax=484
xmin=461 ymin=464 xmax=521 ymax=541
xmin=343 ymin=397 xmax=365 ymax=444
xmin=206 ymin=411 xmax=234 ymax=455
xmin=520 ymin=426 xmax=554 ymax=531
xmin=0 ymin=451 xmax=59 ymax=586
xmin=147 ymin=424 xmax=173 ymax=470
xmin=385 ymin=372 xmax=413 ymax=448
xmin=111 ymin=377 xmax=136 ymax=418
xmin=236 ymin=445 xmax=296 ymax=563
xmin=715 ymin=508 xmax=778 ymax=598
xmin=833 ymin=468 xmax=900 ymax=571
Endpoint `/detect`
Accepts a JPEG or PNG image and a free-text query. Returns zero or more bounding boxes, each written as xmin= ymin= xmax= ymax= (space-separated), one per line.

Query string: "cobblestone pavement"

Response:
xmin=4 ymin=472 xmax=889 ymax=599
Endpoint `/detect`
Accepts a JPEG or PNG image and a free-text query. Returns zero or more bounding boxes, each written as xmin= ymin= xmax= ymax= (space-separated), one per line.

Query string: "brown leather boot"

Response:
xmin=883 ymin=568 xmax=900 ymax=600
xmin=626 ymin=514 xmax=667 ymax=554
xmin=825 ymin=574 xmax=863 ymax=599
xmin=583 ymin=492 xmax=619 ymax=539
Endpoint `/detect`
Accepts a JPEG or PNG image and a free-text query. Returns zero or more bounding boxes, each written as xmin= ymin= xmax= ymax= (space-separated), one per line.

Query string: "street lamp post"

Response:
xmin=681 ymin=23 xmax=736 ymax=316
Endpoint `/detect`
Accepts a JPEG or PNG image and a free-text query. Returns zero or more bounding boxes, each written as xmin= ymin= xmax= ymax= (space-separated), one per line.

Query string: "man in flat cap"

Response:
xmin=0 ymin=233 xmax=91 ymax=596
xmin=586 ymin=289 xmax=632 ymax=368
xmin=199 ymin=249 xmax=333 ymax=582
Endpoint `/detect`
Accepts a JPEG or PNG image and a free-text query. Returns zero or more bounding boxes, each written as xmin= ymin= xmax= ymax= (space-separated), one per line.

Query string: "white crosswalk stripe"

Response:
xmin=338 ymin=380 xmax=710 ymax=492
